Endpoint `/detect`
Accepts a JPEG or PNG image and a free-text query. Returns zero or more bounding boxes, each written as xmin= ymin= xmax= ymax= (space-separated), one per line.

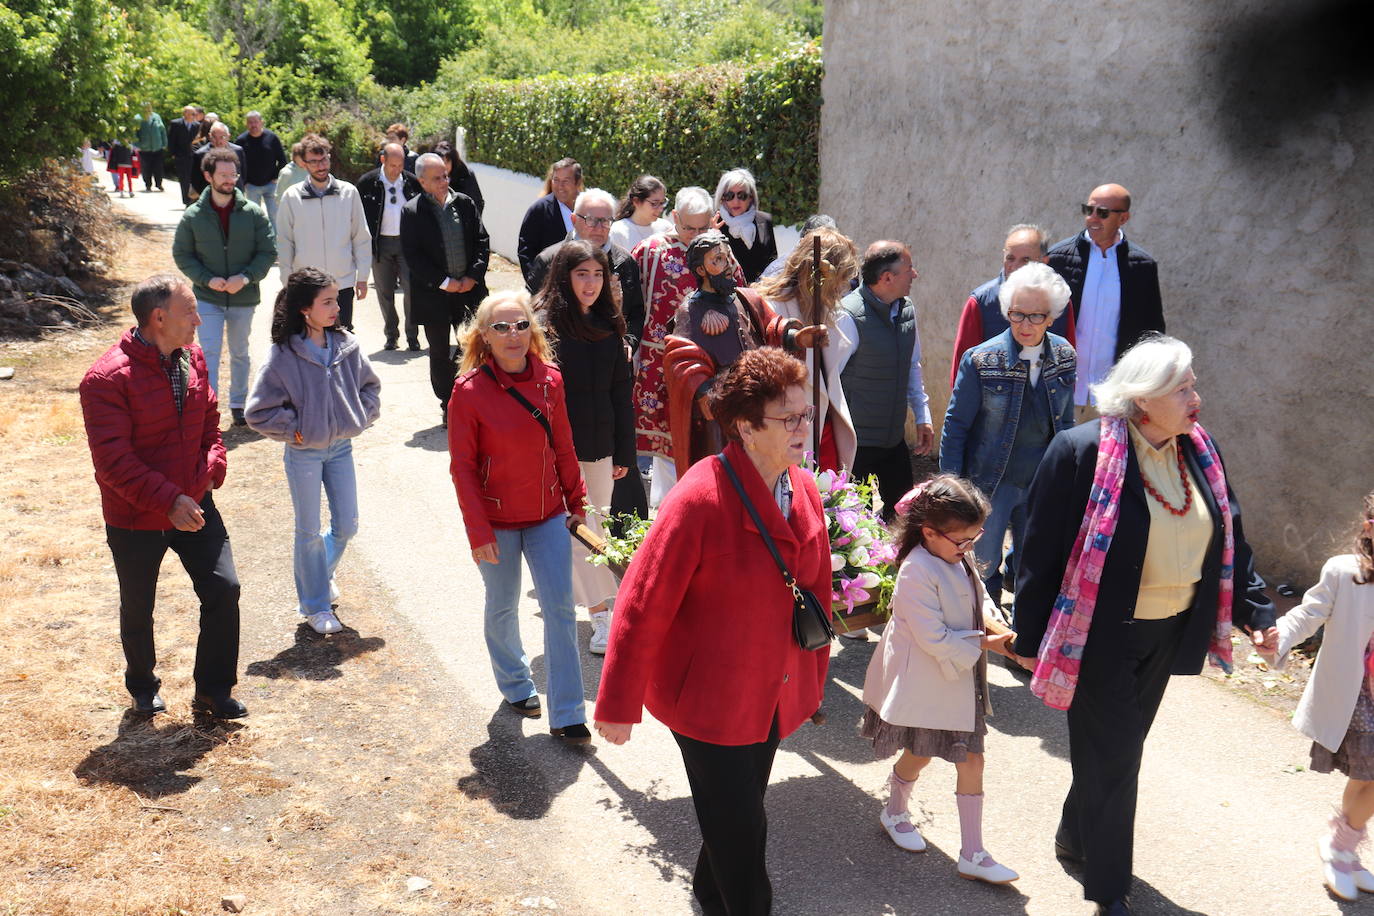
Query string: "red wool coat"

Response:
xmin=595 ymin=440 xmax=832 ymax=745
xmin=79 ymin=329 xmax=226 ymax=529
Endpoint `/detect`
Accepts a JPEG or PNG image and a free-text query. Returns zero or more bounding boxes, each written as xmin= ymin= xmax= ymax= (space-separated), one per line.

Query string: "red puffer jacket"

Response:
xmin=447 ymin=354 xmax=587 ymax=550
xmin=79 ymin=330 xmax=227 ymax=529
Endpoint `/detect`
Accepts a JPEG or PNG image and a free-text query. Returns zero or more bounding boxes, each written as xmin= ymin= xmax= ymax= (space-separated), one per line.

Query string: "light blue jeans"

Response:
xmin=284 ymin=439 xmax=359 ymax=615
xmin=244 ymin=181 xmax=278 ymax=225
xmin=975 ymin=481 xmax=1028 ymax=605
xmin=477 ymin=513 xmax=586 ymax=728
xmin=197 ymin=300 xmax=255 ymax=410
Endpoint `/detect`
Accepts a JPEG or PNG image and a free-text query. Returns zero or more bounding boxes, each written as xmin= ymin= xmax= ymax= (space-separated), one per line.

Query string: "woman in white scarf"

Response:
xmin=712 ymin=168 xmax=778 ymax=284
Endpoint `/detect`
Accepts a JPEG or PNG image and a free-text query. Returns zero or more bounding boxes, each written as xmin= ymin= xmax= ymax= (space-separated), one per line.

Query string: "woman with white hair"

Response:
xmin=712 ymin=168 xmax=777 ymax=284
xmin=1011 ymin=334 xmax=1276 ymax=913
xmin=940 ymin=262 xmax=1076 ymax=601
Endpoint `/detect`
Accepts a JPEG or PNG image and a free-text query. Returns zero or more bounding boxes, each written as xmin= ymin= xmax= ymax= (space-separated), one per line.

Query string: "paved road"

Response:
xmin=104 ymin=176 xmax=1355 ymax=915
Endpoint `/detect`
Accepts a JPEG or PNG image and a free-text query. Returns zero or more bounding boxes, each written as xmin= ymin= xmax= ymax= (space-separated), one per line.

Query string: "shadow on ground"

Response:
xmin=73 ymin=709 xmax=244 ymax=798
xmin=245 ymin=621 xmax=385 ymax=680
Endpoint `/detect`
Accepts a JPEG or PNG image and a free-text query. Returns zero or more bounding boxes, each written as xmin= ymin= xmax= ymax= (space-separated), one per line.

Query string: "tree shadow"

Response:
xmin=244 ymin=620 xmax=385 ymax=680
xmin=456 ymin=706 xmax=591 ymax=820
xmin=404 ymin=424 xmax=448 ymax=452
xmin=73 ymin=709 xmax=244 ymax=799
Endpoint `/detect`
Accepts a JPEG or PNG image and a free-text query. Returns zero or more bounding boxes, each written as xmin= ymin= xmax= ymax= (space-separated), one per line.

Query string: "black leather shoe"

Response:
xmin=1094 ymin=898 xmax=1132 ymax=915
xmin=505 ymin=696 xmax=541 ymax=718
xmin=406 ymin=341 xmax=421 ymax=352
xmin=550 ymin=723 xmax=592 ymax=745
xmin=384 ymin=339 xmax=399 ymax=351
xmin=231 ymin=407 xmax=247 ymax=426
xmin=192 ymin=692 xmax=248 ymax=719
xmin=130 ymin=691 xmax=166 ymax=715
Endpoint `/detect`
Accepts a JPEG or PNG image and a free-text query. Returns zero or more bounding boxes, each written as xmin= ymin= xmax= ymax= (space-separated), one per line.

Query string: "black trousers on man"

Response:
xmin=336 ymin=287 xmax=355 ymax=332
xmin=174 ymin=154 xmax=196 ymax=205
xmin=851 ymin=442 xmax=914 ymax=522
xmin=672 ymin=717 xmax=781 ymax=916
xmin=104 ymin=493 xmax=240 ymax=697
xmin=423 ymin=318 xmax=461 ymax=408
xmin=1057 ymin=611 xmax=1189 ymax=903
xmin=140 ymin=149 xmax=165 ymax=190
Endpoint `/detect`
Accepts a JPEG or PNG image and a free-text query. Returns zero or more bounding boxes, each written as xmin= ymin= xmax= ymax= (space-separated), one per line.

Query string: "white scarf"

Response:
xmin=718 ymin=205 xmax=758 ymax=249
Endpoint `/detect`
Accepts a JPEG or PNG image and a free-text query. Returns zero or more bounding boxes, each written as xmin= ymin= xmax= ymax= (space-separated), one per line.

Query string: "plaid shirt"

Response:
xmin=132 ymin=328 xmax=188 ymax=414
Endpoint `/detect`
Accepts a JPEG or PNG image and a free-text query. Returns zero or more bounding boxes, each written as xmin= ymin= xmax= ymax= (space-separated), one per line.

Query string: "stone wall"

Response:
xmin=820 ymin=0 xmax=1374 ymax=584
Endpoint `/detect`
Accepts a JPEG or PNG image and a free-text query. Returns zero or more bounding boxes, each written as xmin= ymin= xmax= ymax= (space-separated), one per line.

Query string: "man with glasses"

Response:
xmin=1047 ymin=183 xmax=1164 ymax=420
xmin=359 ymin=142 xmax=423 ymax=350
xmin=517 ymin=157 xmax=583 ymax=283
xmin=277 ymin=133 xmax=372 ymax=331
xmin=400 ymin=153 xmax=490 ymax=427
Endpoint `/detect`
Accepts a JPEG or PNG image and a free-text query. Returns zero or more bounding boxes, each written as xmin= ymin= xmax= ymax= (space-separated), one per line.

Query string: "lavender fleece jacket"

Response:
xmin=245 ymin=329 xmax=381 ymax=449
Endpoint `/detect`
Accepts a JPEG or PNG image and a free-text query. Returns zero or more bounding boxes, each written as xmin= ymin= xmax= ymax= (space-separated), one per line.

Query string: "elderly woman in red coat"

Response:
xmin=595 ymin=346 xmax=832 ymax=916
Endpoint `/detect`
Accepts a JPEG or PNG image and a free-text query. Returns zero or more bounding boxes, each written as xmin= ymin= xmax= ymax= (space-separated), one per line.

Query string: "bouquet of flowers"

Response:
xmin=813 ymin=467 xmax=898 ymax=626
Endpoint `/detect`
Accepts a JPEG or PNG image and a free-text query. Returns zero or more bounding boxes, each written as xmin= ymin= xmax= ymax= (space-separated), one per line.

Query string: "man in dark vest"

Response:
xmin=839 ymin=241 xmax=933 ymax=521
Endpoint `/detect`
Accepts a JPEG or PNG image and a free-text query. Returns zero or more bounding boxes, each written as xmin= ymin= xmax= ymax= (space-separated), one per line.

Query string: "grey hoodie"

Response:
xmin=245 ymin=329 xmax=381 ymax=449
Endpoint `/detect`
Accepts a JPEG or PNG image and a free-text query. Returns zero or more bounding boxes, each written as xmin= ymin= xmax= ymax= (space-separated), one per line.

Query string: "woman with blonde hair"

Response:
xmin=448 ymin=289 xmax=593 ymax=744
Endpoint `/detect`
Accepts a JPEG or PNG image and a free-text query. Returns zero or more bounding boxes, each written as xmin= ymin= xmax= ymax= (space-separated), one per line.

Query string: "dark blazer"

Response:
xmin=724 ymin=210 xmax=778 ymax=284
xmin=525 ymin=237 xmax=646 ymax=348
xmin=1012 ymin=420 xmax=1274 ymax=672
xmin=399 ymin=191 xmax=490 ymax=325
xmin=167 ymin=119 xmax=198 ymax=160
xmin=1047 ymin=233 xmax=1164 ymax=360
xmin=517 ymin=192 xmax=571 ymax=280
xmin=448 ymin=163 xmax=485 ymax=215
xmin=357 ymin=167 xmax=423 ymax=254
xmin=552 ymin=313 xmax=635 ymax=466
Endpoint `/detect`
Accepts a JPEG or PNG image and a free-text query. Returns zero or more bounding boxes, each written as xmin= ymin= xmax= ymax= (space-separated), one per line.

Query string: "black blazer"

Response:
xmin=399 ymin=191 xmax=490 ymax=325
xmin=357 ymin=167 xmax=423 ymax=254
xmin=1012 ymin=420 xmax=1274 ymax=673
xmin=724 ymin=210 xmax=778 ymax=284
xmin=552 ymin=313 xmax=635 ymax=466
xmin=517 ymin=193 xmax=571 ymax=280
xmin=167 ymin=119 xmax=198 ymax=159
xmin=448 ymin=163 xmax=485 ymax=215
xmin=1047 ymin=234 xmax=1165 ymax=360
xmin=525 ymin=237 xmax=646 ymax=349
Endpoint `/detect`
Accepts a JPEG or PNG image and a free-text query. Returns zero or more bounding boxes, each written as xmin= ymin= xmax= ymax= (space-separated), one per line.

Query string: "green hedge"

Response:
xmin=463 ymin=41 xmax=822 ymax=227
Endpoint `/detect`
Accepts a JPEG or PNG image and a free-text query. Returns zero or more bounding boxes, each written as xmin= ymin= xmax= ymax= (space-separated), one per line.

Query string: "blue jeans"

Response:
xmin=244 ymin=181 xmax=278 ymax=225
xmin=975 ymin=482 xmax=1028 ymax=604
xmin=284 ymin=439 xmax=358 ymax=615
xmin=197 ymin=300 xmax=255 ymax=410
xmin=477 ymin=514 xmax=586 ymax=728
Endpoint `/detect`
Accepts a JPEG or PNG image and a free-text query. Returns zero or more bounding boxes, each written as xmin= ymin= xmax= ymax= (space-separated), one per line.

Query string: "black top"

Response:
xmin=724 ymin=210 xmax=778 ymax=284
xmin=552 ymin=312 xmax=635 ymax=466
xmin=517 ymin=193 xmax=571 ymax=281
xmin=1047 ymin=233 xmax=1164 ymax=360
xmin=448 ymin=163 xmax=485 ymax=216
xmin=399 ymin=191 xmax=491 ymax=325
xmin=525 ymin=237 xmax=646 ymax=349
xmin=234 ymin=129 xmax=287 ymax=186
xmin=357 ymin=167 xmax=423 ymax=253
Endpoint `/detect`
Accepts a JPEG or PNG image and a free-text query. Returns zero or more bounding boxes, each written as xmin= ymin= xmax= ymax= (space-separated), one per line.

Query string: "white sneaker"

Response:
xmin=329 ymin=578 xmax=340 ymax=603
xmin=1355 ymin=866 xmax=1374 ymax=894
xmin=1319 ymin=835 xmax=1360 ymax=901
xmin=589 ymin=611 xmax=611 ymax=656
xmin=308 ymin=611 xmax=343 ymax=635
xmin=958 ymin=850 xmax=1019 ymax=884
xmin=879 ymin=809 xmax=927 ymax=852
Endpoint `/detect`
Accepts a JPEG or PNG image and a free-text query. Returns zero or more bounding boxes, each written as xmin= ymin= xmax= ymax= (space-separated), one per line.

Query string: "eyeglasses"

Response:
xmin=929 ymin=527 xmax=984 ymax=550
xmin=488 ymin=319 xmax=531 ymax=335
xmin=645 ymin=197 xmax=667 ymax=210
xmin=761 ymin=405 xmax=815 ymax=431
xmin=1007 ymin=310 xmax=1050 ymax=325
xmin=721 ymin=190 xmax=752 ymax=203
xmin=1080 ymin=203 xmax=1126 ymax=218
xmin=576 ymin=215 xmax=613 ymax=228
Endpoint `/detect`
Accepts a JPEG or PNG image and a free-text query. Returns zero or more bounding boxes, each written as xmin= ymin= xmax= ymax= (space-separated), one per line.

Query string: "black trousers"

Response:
xmin=851 ymin=442 xmax=914 ymax=522
xmin=337 ymin=286 xmax=355 ymax=332
xmin=140 ymin=149 xmax=165 ymax=189
xmin=174 ymin=154 xmax=195 ymax=205
xmin=672 ymin=717 xmax=781 ymax=916
xmin=423 ymin=317 xmax=461 ymax=404
xmin=104 ymin=493 xmax=241 ymax=696
xmin=609 ymin=468 xmax=648 ymax=529
xmin=1057 ymin=611 xmax=1190 ymax=903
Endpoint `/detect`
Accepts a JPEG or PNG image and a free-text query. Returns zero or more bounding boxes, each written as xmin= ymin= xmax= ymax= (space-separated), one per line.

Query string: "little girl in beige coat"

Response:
xmin=860 ymin=475 xmax=1019 ymax=885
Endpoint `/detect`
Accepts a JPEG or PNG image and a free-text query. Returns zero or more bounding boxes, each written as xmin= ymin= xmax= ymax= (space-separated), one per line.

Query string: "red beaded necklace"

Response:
xmin=1140 ymin=440 xmax=1193 ymax=516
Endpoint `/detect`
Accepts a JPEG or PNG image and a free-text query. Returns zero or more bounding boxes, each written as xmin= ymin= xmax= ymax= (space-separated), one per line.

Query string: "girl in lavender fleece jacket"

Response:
xmin=245 ymin=267 xmax=381 ymax=635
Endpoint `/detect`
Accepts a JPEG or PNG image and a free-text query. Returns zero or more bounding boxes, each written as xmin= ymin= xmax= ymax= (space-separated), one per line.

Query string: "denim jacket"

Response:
xmin=940 ymin=329 xmax=1075 ymax=495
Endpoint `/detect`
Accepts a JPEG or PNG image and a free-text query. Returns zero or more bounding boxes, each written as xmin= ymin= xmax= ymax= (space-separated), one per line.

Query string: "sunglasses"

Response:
xmin=488 ymin=319 xmax=531 ymax=335
xmin=388 ymin=189 xmax=397 ymax=203
xmin=761 ymin=405 xmax=815 ymax=432
xmin=929 ymin=526 xmax=984 ymax=551
xmin=1081 ymin=203 xmax=1127 ymax=219
xmin=721 ymin=190 xmax=752 ymax=203
xmin=1007 ymin=310 xmax=1050 ymax=326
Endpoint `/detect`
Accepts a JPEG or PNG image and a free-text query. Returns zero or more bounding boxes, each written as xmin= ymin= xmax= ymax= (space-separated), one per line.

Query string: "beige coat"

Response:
xmin=769 ymin=297 xmax=858 ymax=470
xmin=862 ymin=544 xmax=998 ymax=732
xmin=1274 ymin=554 xmax=1374 ymax=753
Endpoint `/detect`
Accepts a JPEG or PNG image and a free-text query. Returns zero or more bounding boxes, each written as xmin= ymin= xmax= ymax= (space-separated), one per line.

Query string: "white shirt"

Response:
xmin=1074 ymin=229 xmax=1123 ymax=405
xmin=609 ymin=217 xmax=672 ymax=253
xmin=558 ymin=200 xmax=573 ymax=234
xmin=379 ymin=171 xmax=406 ymax=237
xmin=1020 ymin=343 xmax=1043 ymax=388
xmin=888 ymin=298 xmax=932 ymax=425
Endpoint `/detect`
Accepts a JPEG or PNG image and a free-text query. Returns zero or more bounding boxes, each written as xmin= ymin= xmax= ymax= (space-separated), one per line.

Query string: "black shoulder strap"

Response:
xmin=715 ymin=452 xmax=795 ymax=589
xmin=481 ymin=364 xmax=554 ymax=449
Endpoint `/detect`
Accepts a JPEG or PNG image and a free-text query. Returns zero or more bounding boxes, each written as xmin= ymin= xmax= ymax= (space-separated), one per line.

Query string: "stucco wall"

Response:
xmin=820 ymin=0 xmax=1374 ymax=584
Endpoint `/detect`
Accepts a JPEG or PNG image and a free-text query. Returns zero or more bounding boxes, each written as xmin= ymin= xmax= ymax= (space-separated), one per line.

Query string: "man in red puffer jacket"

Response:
xmin=79 ymin=274 xmax=246 ymax=720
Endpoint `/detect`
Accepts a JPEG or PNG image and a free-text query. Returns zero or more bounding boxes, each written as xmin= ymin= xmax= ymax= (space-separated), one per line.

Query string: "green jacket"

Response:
xmin=172 ymin=189 xmax=276 ymax=308
xmin=135 ymin=112 xmax=167 ymax=151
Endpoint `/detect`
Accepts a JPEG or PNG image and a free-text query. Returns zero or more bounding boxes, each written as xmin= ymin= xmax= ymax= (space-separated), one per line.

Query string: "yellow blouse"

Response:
xmin=1129 ymin=423 xmax=1214 ymax=620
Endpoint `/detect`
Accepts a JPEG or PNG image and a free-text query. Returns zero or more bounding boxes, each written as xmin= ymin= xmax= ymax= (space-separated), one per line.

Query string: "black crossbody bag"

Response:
xmin=482 ymin=364 xmax=554 ymax=448
xmin=715 ymin=453 xmax=834 ymax=651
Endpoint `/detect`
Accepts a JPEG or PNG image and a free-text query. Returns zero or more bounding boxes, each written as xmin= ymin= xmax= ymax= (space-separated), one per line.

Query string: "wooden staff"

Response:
xmin=811 ymin=233 xmax=823 ymax=460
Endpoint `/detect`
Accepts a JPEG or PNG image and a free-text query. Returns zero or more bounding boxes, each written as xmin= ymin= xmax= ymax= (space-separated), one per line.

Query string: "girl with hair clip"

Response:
xmin=1258 ymin=491 xmax=1374 ymax=900
xmin=859 ymin=474 xmax=1022 ymax=884
xmin=245 ymin=268 xmax=381 ymax=635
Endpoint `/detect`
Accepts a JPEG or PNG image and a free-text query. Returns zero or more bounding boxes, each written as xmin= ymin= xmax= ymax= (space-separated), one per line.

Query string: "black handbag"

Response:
xmin=715 ymin=453 xmax=835 ymax=651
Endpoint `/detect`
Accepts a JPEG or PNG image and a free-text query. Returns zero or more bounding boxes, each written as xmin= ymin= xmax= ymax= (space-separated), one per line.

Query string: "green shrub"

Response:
xmin=284 ymin=100 xmax=387 ymax=183
xmin=463 ymin=40 xmax=822 ymax=225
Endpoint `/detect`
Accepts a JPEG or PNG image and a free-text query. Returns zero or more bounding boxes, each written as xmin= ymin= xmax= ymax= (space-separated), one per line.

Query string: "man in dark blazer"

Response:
xmin=400 ymin=153 xmax=490 ymax=426
xmin=516 ymin=157 xmax=582 ymax=283
xmin=1047 ymin=183 xmax=1164 ymax=420
xmin=167 ymin=105 xmax=200 ymax=205
xmin=191 ymin=123 xmax=246 ymax=196
xmin=358 ymin=142 xmax=423 ymax=350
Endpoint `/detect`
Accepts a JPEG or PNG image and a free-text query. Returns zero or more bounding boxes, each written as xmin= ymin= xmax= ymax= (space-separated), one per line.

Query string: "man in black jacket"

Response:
xmin=234 ymin=111 xmax=287 ymax=226
xmin=1047 ymin=183 xmax=1164 ymax=421
xmin=516 ymin=157 xmax=582 ymax=282
xmin=191 ymin=123 xmax=246 ymax=197
xmin=167 ymin=105 xmax=200 ymax=205
xmin=400 ymin=153 xmax=490 ymax=426
xmin=359 ymin=142 xmax=423 ymax=350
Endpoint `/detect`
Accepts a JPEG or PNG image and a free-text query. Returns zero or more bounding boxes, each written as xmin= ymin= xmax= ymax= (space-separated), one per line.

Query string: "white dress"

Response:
xmin=610 ymin=217 xmax=672 ymax=253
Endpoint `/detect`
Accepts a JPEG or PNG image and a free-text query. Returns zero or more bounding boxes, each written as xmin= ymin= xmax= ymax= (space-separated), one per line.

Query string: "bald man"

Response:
xmin=358 ymin=142 xmax=423 ymax=349
xmin=1047 ymin=183 xmax=1164 ymax=419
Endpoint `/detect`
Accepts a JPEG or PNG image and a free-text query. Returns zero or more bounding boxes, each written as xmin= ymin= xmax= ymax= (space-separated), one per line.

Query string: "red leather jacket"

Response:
xmin=79 ymin=329 xmax=226 ymax=529
xmin=447 ymin=354 xmax=587 ymax=550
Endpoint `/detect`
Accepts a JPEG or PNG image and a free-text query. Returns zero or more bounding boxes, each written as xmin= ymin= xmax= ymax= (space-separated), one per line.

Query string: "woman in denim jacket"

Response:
xmin=940 ymin=262 xmax=1075 ymax=604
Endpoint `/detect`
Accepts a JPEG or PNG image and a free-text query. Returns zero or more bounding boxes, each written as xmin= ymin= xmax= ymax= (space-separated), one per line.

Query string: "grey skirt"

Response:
xmin=860 ymin=662 xmax=988 ymax=763
xmin=1310 ymin=682 xmax=1374 ymax=781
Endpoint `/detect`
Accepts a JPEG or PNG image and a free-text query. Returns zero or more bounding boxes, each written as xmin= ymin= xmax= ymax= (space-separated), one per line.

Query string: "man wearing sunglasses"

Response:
xmin=359 ymin=142 xmax=423 ymax=350
xmin=1047 ymin=183 xmax=1164 ymax=420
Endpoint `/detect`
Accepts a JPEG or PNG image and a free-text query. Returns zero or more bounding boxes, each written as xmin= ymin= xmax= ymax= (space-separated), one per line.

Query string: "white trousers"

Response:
xmin=572 ymin=457 xmax=620 ymax=610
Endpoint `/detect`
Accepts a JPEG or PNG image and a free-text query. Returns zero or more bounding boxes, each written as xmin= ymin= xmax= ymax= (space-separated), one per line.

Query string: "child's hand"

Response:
xmin=1251 ymin=626 xmax=1279 ymax=655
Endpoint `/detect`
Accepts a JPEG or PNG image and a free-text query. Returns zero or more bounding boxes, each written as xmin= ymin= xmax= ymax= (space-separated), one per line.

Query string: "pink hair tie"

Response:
xmin=893 ymin=481 xmax=929 ymax=518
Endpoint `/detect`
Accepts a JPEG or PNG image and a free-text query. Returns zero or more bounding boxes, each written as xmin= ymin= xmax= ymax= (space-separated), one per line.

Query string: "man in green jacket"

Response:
xmin=173 ymin=147 xmax=276 ymax=425
xmin=134 ymin=103 xmax=168 ymax=193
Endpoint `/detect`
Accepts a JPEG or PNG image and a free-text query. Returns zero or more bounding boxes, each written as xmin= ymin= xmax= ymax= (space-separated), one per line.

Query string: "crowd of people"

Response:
xmin=77 ymin=109 xmax=1374 ymax=915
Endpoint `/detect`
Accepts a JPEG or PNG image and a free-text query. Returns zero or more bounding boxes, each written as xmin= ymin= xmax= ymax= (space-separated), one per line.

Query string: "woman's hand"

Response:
xmin=1012 ymin=654 xmax=1039 ymax=671
xmin=566 ymin=513 xmax=587 ymax=532
xmin=611 ymin=465 xmax=628 ymax=480
xmin=472 ymin=542 xmax=499 ymax=565
xmin=595 ymin=721 xmax=633 ymax=745
xmin=711 ymin=212 xmax=726 ymax=231
xmin=981 ymin=632 xmax=1014 ymax=656
xmin=794 ymin=324 xmax=830 ymax=349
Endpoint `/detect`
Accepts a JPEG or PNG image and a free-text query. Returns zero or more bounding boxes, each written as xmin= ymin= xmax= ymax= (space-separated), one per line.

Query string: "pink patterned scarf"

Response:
xmin=1030 ymin=417 xmax=1235 ymax=710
